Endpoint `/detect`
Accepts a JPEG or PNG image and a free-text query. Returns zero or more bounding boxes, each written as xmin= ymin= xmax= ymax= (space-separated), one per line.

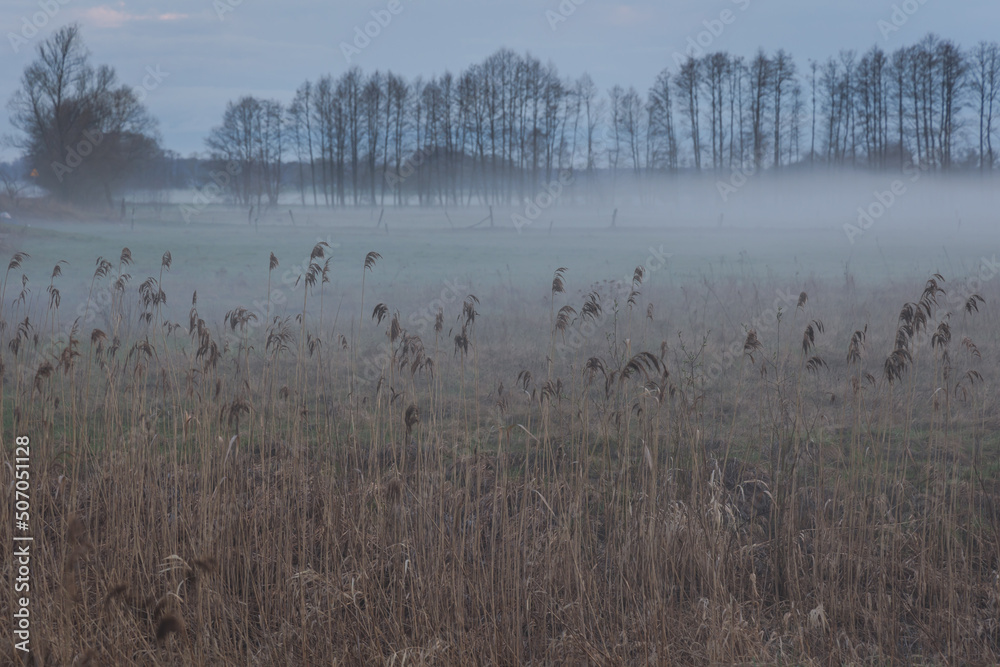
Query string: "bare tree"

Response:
xmin=208 ymin=36 xmax=1000 ymax=211
xmin=607 ymin=84 xmax=624 ymax=181
xmin=703 ymin=53 xmax=730 ymax=170
xmin=971 ymin=41 xmax=1000 ymax=170
xmin=937 ymin=38 xmax=967 ymax=170
xmin=619 ymin=87 xmax=644 ymax=174
xmin=857 ymin=46 xmax=889 ymax=168
xmin=577 ymin=74 xmax=600 ymax=173
xmin=748 ymin=49 xmax=771 ymax=169
xmin=808 ymin=60 xmax=819 ymax=164
xmin=647 ymin=69 xmax=678 ymax=171
xmin=0 ymin=162 xmax=28 ymax=211
xmin=385 ymin=72 xmax=410 ymax=204
xmin=258 ymin=99 xmax=283 ymax=206
xmin=288 ymin=81 xmax=318 ymax=205
xmin=915 ymin=36 xmax=940 ymax=167
xmin=675 ymin=56 xmax=702 ymax=170
xmin=362 ymin=71 xmax=384 ymax=205
xmin=206 ymin=96 xmax=257 ymax=206
xmin=889 ymin=48 xmax=909 ymax=168
xmin=731 ymin=56 xmax=747 ymax=167
xmin=7 ymin=24 xmax=159 ymax=205
xmin=789 ymin=83 xmax=804 ymax=165
xmin=312 ymin=76 xmax=333 ymax=206
xmin=339 ymin=68 xmax=364 ymax=205
xmin=771 ymin=49 xmax=796 ymax=168
xmin=205 ymin=95 xmax=283 ymax=209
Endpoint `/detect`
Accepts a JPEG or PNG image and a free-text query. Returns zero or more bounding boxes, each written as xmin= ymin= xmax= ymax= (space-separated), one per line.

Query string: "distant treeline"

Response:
xmin=203 ymin=34 xmax=1000 ymax=209
xmin=6 ymin=27 xmax=999 ymax=209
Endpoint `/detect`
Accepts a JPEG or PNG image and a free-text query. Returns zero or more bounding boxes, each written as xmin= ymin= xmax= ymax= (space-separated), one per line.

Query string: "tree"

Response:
xmin=647 ymin=69 xmax=678 ymax=171
xmin=205 ymin=95 xmax=284 ymax=208
xmin=808 ymin=59 xmax=819 ymax=164
xmin=208 ymin=37 xmax=1000 ymax=211
xmin=971 ymin=41 xmax=1000 ymax=170
xmin=857 ymin=46 xmax=889 ymax=168
xmin=820 ymin=57 xmax=845 ymax=164
xmin=385 ymin=71 xmax=410 ymax=204
xmin=6 ymin=24 xmax=159 ymax=205
xmin=577 ymin=74 xmax=600 ymax=173
xmin=619 ymin=87 xmax=644 ymax=174
xmin=703 ymin=53 xmax=730 ymax=170
xmin=748 ymin=49 xmax=771 ymax=169
xmin=340 ymin=68 xmax=364 ymax=206
xmin=257 ymin=99 xmax=284 ymax=206
xmin=889 ymin=47 xmax=909 ymax=168
xmin=311 ymin=76 xmax=333 ymax=206
xmin=675 ymin=56 xmax=702 ymax=170
xmin=936 ymin=38 xmax=967 ymax=170
xmin=731 ymin=56 xmax=747 ymax=167
xmin=0 ymin=161 xmax=29 ymax=211
xmin=771 ymin=49 xmax=796 ymax=168
xmin=362 ymin=71 xmax=384 ymax=205
xmin=288 ymin=81 xmax=318 ymax=205
xmin=607 ymin=84 xmax=624 ymax=178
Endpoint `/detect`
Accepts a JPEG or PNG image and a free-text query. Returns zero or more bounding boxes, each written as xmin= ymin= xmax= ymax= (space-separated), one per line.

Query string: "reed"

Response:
xmin=0 ymin=244 xmax=997 ymax=665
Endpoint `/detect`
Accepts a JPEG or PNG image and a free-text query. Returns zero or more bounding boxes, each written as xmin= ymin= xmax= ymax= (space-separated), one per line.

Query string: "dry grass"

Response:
xmin=1 ymin=243 xmax=999 ymax=665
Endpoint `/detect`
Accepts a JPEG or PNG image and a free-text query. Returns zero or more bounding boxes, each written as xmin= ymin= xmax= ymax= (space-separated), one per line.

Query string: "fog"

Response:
xmin=1 ymin=171 xmax=994 ymax=344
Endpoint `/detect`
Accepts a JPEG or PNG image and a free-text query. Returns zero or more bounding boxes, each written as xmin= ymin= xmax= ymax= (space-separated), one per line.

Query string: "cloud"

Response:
xmin=81 ymin=5 xmax=188 ymax=29
xmin=607 ymin=5 xmax=648 ymax=27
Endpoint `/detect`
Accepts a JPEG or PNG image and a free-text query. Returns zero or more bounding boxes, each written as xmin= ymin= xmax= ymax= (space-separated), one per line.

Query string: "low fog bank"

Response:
xmin=662 ymin=170 xmax=996 ymax=233
xmin=2 ymin=169 xmax=997 ymax=344
xmin=523 ymin=170 xmax=999 ymax=236
xmin=106 ymin=170 xmax=999 ymax=240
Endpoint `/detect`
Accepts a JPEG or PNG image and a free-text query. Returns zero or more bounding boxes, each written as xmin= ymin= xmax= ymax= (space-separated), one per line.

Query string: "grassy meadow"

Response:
xmin=1 ymin=204 xmax=999 ymax=665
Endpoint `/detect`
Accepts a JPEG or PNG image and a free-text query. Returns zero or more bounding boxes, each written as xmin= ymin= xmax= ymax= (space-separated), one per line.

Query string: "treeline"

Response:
xmin=208 ymin=34 xmax=1000 ymax=208
xmin=207 ymin=34 xmax=1000 ymax=209
xmin=7 ymin=27 xmax=1000 ymax=209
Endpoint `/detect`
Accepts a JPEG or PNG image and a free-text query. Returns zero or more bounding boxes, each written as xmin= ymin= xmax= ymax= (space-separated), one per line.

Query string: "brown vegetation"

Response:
xmin=1 ymin=245 xmax=999 ymax=665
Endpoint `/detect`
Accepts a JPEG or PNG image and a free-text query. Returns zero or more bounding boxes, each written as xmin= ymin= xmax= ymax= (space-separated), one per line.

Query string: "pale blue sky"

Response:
xmin=2 ymin=0 xmax=997 ymax=158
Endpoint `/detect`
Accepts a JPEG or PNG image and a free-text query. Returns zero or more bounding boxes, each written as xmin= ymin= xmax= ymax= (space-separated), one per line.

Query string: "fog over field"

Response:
xmin=2 ymin=2 xmax=1000 ymax=665
xmin=10 ymin=171 xmax=1000 ymax=321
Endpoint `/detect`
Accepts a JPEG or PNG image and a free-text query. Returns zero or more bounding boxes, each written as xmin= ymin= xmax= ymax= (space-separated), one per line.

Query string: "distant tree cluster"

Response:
xmin=7 ymin=26 xmax=999 ymax=208
xmin=5 ymin=25 xmax=160 ymax=205
xmin=207 ymin=35 xmax=1000 ymax=208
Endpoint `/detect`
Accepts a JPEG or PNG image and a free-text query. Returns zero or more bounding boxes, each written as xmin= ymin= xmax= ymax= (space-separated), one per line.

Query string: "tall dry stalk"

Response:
xmin=0 ymin=251 xmax=996 ymax=666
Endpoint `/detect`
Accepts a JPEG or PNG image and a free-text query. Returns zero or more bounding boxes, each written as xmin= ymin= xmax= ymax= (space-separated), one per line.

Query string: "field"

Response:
xmin=1 ymin=201 xmax=1000 ymax=665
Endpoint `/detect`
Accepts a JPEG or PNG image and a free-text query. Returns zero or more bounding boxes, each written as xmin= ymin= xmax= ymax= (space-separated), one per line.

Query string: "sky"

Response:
xmin=1 ymin=0 xmax=997 ymax=159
